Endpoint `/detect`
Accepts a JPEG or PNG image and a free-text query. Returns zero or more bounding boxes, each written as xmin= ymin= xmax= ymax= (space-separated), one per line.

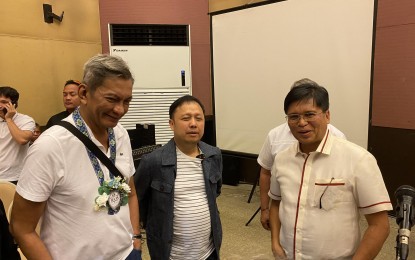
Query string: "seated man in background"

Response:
xmin=0 ymin=86 xmax=35 ymax=184
xmin=269 ymin=80 xmax=392 ymax=259
xmin=29 ymin=122 xmax=41 ymax=145
xmin=135 ymin=95 xmax=223 ymax=260
xmin=45 ymin=79 xmax=81 ymax=129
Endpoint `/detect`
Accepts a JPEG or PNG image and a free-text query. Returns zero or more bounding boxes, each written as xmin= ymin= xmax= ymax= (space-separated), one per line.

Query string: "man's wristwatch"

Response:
xmin=132 ymin=234 xmax=142 ymax=240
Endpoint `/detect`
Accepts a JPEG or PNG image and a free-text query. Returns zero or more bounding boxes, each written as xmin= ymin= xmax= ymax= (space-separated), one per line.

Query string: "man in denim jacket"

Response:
xmin=135 ymin=95 xmax=223 ymax=260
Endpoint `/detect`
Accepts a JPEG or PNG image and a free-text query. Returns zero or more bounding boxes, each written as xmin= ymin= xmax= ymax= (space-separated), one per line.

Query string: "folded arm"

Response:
xmin=6 ymin=119 xmax=33 ymax=145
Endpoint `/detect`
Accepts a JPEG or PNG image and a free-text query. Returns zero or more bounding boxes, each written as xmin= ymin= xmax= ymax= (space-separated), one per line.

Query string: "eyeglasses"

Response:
xmin=285 ymin=111 xmax=324 ymax=124
xmin=319 ymin=177 xmax=334 ymax=209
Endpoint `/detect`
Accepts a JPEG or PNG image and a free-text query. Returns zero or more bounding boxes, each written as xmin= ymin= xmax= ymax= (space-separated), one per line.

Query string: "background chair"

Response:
xmin=0 ymin=180 xmax=16 ymax=222
xmin=0 ymin=180 xmax=40 ymax=260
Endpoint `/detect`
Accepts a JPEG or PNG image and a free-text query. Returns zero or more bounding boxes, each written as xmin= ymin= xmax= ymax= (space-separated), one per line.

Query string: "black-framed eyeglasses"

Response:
xmin=285 ymin=111 xmax=324 ymax=124
xmin=319 ymin=177 xmax=334 ymax=209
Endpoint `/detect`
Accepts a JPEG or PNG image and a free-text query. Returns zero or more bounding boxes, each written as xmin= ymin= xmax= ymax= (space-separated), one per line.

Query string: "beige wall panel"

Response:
xmin=209 ymin=0 xmax=267 ymax=12
xmin=0 ymin=0 xmax=102 ymax=126
xmin=0 ymin=0 xmax=101 ymax=43
xmin=0 ymin=37 xmax=101 ymax=125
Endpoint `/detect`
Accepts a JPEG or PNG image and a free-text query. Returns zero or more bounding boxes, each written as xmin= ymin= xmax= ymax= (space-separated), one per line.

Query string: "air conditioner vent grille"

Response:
xmin=111 ymin=24 xmax=189 ymax=46
xmin=119 ymin=88 xmax=191 ymax=145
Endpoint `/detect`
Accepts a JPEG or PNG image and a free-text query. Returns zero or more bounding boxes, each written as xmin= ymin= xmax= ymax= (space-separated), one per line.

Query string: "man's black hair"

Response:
xmin=169 ymin=95 xmax=205 ymax=119
xmin=0 ymin=86 xmax=19 ymax=108
xmin=284 ymin=81 xmax=329 ymax=114
xmin=64 ymin=79 xmax=81 ymax=87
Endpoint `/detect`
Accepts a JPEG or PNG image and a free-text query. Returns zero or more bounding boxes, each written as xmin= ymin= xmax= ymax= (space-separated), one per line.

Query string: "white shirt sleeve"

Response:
xmin=354 ymin=153 xmax=392 ymax=214
xmin=257 ymin=132 xmax=274 ymax=170
xmin=17 ymin=134 xmax=64 ymax=202
xmin=268 ymin=165 xmax=282 ymax=201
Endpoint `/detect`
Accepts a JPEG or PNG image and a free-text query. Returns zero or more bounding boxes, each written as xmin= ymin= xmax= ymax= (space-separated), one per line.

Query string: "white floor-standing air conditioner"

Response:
xmin=109 ymin=24 xmax=191 ymax=145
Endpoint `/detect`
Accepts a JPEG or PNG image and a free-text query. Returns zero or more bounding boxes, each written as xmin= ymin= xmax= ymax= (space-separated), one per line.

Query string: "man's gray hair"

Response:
xmin=82 ymin=54 xmax=134 ymax=92
xmin=291 ymin=78 xmax=319 ymax=89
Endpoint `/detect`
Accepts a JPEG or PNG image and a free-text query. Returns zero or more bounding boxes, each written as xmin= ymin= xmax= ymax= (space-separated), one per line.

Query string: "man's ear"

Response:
xmin=169 ymin=119 xmax=174 ymax=131
xmin=325 ymin=110 xmax=330 ymax=124
xmin=78 ymin=84 xmax=88 ymax=104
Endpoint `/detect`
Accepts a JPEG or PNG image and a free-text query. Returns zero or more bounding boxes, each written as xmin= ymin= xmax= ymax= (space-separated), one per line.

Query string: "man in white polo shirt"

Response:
xmin=10 ymin=55 xmax=141 ymax=260
xmin=0 ymin=86 xmax=35 ymax=184
xmin=269 ymin=80 xmax=392 ymax=259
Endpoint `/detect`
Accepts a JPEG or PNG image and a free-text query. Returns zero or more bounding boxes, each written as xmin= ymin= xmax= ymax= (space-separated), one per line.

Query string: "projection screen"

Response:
xmin=211 ymin=0 xmax=375 ymax=155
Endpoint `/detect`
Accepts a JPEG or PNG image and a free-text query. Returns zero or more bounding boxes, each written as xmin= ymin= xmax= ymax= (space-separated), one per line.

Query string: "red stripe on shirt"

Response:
xmin=359 ymin=201 xmax=391 ymax=209
xmin=315 ymin=183 xmax=345 ymax=186
xmin=319 ymin=129 xmax=330 ymax=153
xmin=293 ymin=154 xmax=309 ymax=260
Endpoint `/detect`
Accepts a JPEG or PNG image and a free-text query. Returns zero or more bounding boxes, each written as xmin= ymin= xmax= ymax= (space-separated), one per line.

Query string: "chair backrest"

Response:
xmin=2 ymin=182 xmax=42 ymax=235
xmin=0 ymin=180 xmax=16 ymax=220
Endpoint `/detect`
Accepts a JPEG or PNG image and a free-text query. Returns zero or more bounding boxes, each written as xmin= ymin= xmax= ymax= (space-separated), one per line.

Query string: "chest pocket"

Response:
xmin=151 ymin=180 xmax=173 ymax=193
xmin=209 ymin=174 xmax=221 ymax=184
xmin=115 ymin=151 xmax=133 ymax=178
xmin=313 ymin=178 xmax=348 ymax=210
xmin=205 ymin=158 xmax=221 ymax=184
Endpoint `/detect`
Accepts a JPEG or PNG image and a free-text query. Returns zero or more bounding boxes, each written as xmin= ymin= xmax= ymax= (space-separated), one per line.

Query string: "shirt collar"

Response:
xmin=175 ymin=146 xmax=204 ymax=159
xmin=316 ymin=128 xmax=332 ymax=154
xmin=68 ymin=115 xmax=124 ymax=146
xmin=295 ymin=127 xmax=333 ymax=155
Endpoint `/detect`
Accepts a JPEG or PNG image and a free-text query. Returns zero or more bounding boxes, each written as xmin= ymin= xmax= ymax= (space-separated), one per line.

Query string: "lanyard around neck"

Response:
xmin=72 ymin=108 xmax=116 ymax=185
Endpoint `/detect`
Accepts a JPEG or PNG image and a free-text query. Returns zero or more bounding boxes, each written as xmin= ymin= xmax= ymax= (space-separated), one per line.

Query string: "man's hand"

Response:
xmin=4 ymin=101 xmax=16 ymax=119
xmin=3 ymin=101 xmax=33 ymax=145
xmin=272 ymin=242 xmax=287 ymax=259
xmin=270 ymin=199 xmax=285 ymax=259
xmin=133 ymin=238 xmax=142 ymax=250
xmin=260 ymin=208 xmax=271 ymax=230
xmin=259 ymin=167 xmax=272 ymax=230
